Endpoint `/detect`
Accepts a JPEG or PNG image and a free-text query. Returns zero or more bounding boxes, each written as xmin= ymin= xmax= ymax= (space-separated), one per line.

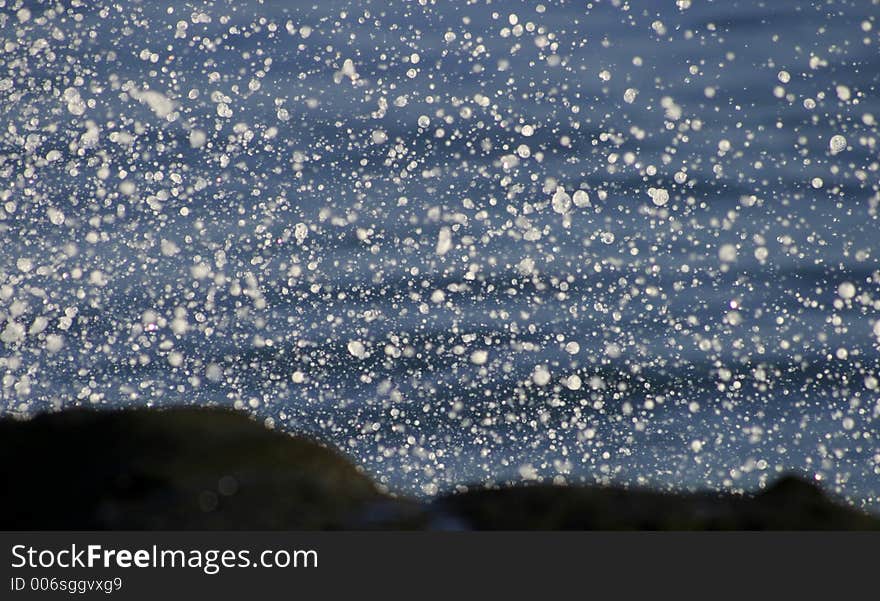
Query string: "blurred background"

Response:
xmin=1 ymin=0 xmax=878 ymax=510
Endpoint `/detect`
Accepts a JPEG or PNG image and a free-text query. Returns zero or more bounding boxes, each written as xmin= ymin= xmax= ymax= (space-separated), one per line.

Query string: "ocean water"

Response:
xmin=1 ymin=0 xmax=879 ymax=507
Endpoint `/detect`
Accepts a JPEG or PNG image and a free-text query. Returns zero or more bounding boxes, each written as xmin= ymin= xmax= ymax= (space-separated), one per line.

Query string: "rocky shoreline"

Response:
xmin=1 ymin=407 xmax=876 ymax=530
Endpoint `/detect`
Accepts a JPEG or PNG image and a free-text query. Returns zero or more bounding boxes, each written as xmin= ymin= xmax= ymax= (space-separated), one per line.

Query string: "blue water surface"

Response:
xmin=1 ymin=0 xmax=879 ymax=507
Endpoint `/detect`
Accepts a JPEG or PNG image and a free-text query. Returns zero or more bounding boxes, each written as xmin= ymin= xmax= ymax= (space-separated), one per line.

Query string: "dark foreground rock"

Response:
xmin=1 ymin=408 xmax=877 ymax=530
xmin=0 ymin=407 xmax=384 ymax=529
xmin=433 ymin=476 xmax=879 ymax=530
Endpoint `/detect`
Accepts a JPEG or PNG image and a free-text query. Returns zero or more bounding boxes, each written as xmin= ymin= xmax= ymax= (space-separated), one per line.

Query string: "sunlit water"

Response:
xmin=1 ymin=0 xmax=879 ymax=507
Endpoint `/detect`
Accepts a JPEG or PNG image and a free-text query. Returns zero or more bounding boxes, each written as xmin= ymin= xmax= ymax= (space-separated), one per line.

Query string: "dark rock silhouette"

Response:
xmin=1 ymin=408 xmax=876 ymax=530
xmin=432 ymin=476 xmax=879 ymax=530
xmin=0 ymin=407 xmax=382 ymax=529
